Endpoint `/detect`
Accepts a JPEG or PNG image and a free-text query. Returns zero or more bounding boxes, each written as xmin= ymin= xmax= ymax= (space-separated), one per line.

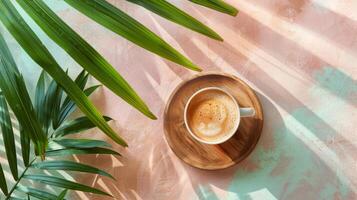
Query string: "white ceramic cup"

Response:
xmin=184 ymin=87 xmax=255 ymax=145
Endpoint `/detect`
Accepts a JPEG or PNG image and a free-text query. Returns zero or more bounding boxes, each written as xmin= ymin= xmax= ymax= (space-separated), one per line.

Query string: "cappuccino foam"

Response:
xmin=187 ymin=90 xmax=238 ymax=142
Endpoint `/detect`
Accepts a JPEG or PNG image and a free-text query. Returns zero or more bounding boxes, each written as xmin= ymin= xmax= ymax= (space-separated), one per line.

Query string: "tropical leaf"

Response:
xmin=55 ymin=71 xmax=93 ymax=127
xmin=0 ymin=164 xmax=8 ymax=195
xmin=31 ymin=160 xmax=114 ymax=179
xmin=54 ymin=116 xmax=112 ymax=137
xmin=16 ymin=0 xmax=156 ymax=119
xmin=0 ymin=0 xmax=127 ymax=147
xmin=84 ymin=85 xmax=101 ymax=96
xmin=17 ymin=75 xmax=48 ymax=157
xmin=60 ymin=70 xmax=88 ymax=111
xmin=16 ymin=186 xmax=57 ymax=200
xmin=23 ymin=175 xmax=111 ymax=196
xmin=0 ymin=30 xmax=47 ymax=157
xmin=8 ymin=197 xmax=26 ymax=200
xmin=34 ymin=71 xmax=47 ymax=128
xmin=64 ymin=0 xmax=201 ymax=72
xmin=44 ymin=79 xmax=62 ymax=133
xmin=51 ymin=138 xmax=111 ymax=149
xmin=55 ymin=85 xmax=102 ymax=129
xmin=73 ymin=70 xmax=89 ymax=91
xmin=0 ymin=93 xmax=18 ymax=180
xmin=56 ymin=189 xmax=67 ymax=200
xmin=49 ymin=80 xmax=64 ymax=130
xmin=46 ymin=147 xmax=120 ymax=157
xmin=19 ymin=126 xmax=30 ymax=167
xmin=189 ymin=0 xmax=238 ymax=16
xmin=127 ymin=0 xmax=223 ymax=41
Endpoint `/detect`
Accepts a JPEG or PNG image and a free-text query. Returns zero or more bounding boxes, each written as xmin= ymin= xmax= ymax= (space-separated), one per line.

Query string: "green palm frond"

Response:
xmin=16 ymin=0 xmax=156 ymax=120
xmin=46 ymin=147 xmax=120 ymax=157
xmin=65 ymin=0 xmax=202 ymax=71
xmin=0 ymin=70 xmax=120 ymax=199
xmin=0 ymin=30 xmax=47 ymax=159
xmin=24 ymin=175 xmax=111 ymax=196
xmin=31 ymin=161 xmax=114 ymax=179
xmin=54 ymin=71 xmax=99 ymax=127
xmin=16 ymin=186 xmax=58 ymax=200
xmin=34 ymin=71 xmax=47 ymax=130
xmin=0 ymin=0 xmax=127 ymax=147
xmin=127 ymin=0 xmax=223 ymax=41
xmin=0 ymin=164 xmax=7 ymax=195
xmin=54 ymin=116 xmax=112 ymax=137
xmin=0 ymin=93 xmax=18 ymax=180
xmin=51 ymin=138 xmax=112 ymax=149
xmin=0 ymin=0 xmax=238 ymax=198
xmin=56 ymin=189 xmax=68 ymax=200
xmin=43 ymin=79 xmax=63 ymax=134
xmin=19 ymin=127 xmax=30 ymax=167
xmin=189 ymin=0 xmax=239 ymax=16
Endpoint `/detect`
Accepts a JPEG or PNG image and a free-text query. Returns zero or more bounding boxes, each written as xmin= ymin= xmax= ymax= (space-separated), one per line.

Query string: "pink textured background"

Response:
xmin=65 ymin=1 xmax=357 ymax=199
xmin=3 ymin=0 xmax=356 ymax=199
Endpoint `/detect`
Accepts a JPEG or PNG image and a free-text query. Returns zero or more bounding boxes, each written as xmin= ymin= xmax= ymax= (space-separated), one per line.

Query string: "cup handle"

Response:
xmin=239 ymin=107 xmax=255 ymax=117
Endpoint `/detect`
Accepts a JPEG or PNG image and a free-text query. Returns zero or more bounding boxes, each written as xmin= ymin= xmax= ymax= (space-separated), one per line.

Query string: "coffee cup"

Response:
xmin=184 ymin=87 xmax=255 ymax=145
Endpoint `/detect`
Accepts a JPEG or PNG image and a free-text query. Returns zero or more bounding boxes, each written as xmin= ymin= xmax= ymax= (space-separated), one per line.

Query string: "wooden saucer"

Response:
xmin=163 ymin=72 xmax=264 ymax=170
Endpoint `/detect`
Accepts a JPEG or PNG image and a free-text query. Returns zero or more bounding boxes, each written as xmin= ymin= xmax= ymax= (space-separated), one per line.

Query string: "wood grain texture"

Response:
xmin=163 ymin=72 xmax=264 ymax=170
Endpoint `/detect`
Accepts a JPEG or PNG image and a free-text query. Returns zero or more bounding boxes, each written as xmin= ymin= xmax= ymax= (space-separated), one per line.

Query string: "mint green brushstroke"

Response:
xmin=314 ymin=66 xmax=357 ymax=99
xmin=197 ymin=185 xmax=220 ymax=200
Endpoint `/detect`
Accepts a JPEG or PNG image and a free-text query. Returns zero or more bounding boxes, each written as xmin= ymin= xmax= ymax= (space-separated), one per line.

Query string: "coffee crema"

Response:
xmin=186 ymin=90 xmax=238 ymax=142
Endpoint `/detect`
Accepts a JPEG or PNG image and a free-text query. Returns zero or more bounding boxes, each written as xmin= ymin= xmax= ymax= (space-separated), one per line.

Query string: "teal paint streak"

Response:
xmin=45 ymin=0 xmax=71 ymax=12
xmin=226 ymin=126 xmax=326 ymax=200
xmin=314 ymin=66 xmax=357 ymax=99
xmin=197 ymin=67 xmax=355 ymax=199
xmin=197 ymin=185 xmax=220 ymax=200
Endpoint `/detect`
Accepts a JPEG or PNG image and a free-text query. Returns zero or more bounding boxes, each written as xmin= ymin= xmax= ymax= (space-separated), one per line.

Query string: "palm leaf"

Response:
xmin=23 ymin=175 xmax=111 ymax=196
xmin=0 ymin=0 xmax=127 ymax=147
xmin=44 ymin=79 xmax=62 ymax=133
xmin=34 ymin=71 xmax=46 ymax=129
xmin=73 ymin=70 xmax=89 ymax=92
xmin=54 ymin=116 xmax=112 ymax=137
xmin=51 ymin=138 xmax=111 ymax=148
xmin=83 ymin=85 xmax=101 ymax=96
xmin=16 ymin=186 xmax=57 ymax=200
xmin=0 ymin=93 xmax=18 ymax=180
xmin=46 ymin=147 xmax=120 ymax=157
xmin=127 ymin=0 xmax=223 ymax=41
xmin=60 ymin=70 xmax=88 ymax=110
xmin=56 ymin=189 xmax=67 ymax=200
xmin=0 ymin=31 xmax=47 ymax=157
xmin=55 ymin=85 xmax=102 ymax=128
xmin=0 ymin=164 xmax=8 ymax=195
xmin=19 ymin=126 xmax=30 ymax=167
xmin=189 ymin=0 xmax=238 ymax=16
xmin=49 ymin=80 xmax=64 ymax=130
xmin=64 ymin=0 xmax=201 ymax=71
xmin=31 ymin=160 xmax=114 ymax=179
xmin=8 ymin=197 xmax=26 ymax=200
xmin=16 ymin=0 xmax=156 ymax=119
xmin=55 ymin=71 xmax=93 ymax=127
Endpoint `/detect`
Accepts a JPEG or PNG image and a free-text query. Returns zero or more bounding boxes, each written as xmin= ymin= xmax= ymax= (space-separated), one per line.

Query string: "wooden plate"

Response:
xmin=163 ymin=72 xmax=264 ymax=170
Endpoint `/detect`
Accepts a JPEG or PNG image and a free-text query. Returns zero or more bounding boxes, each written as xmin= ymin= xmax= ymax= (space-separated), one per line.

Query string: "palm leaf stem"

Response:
xmin=5 ymin=158 xmax=36 ymax=200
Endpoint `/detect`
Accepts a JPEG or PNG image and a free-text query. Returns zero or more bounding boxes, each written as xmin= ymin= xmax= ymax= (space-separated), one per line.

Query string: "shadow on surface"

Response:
xmin=187 ymin=93 xmax=355 ymax=199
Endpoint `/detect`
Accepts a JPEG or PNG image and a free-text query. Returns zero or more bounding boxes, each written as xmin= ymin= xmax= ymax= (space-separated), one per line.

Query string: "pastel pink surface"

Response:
xmin=28 ymin=0 xmax=357 ymax=199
